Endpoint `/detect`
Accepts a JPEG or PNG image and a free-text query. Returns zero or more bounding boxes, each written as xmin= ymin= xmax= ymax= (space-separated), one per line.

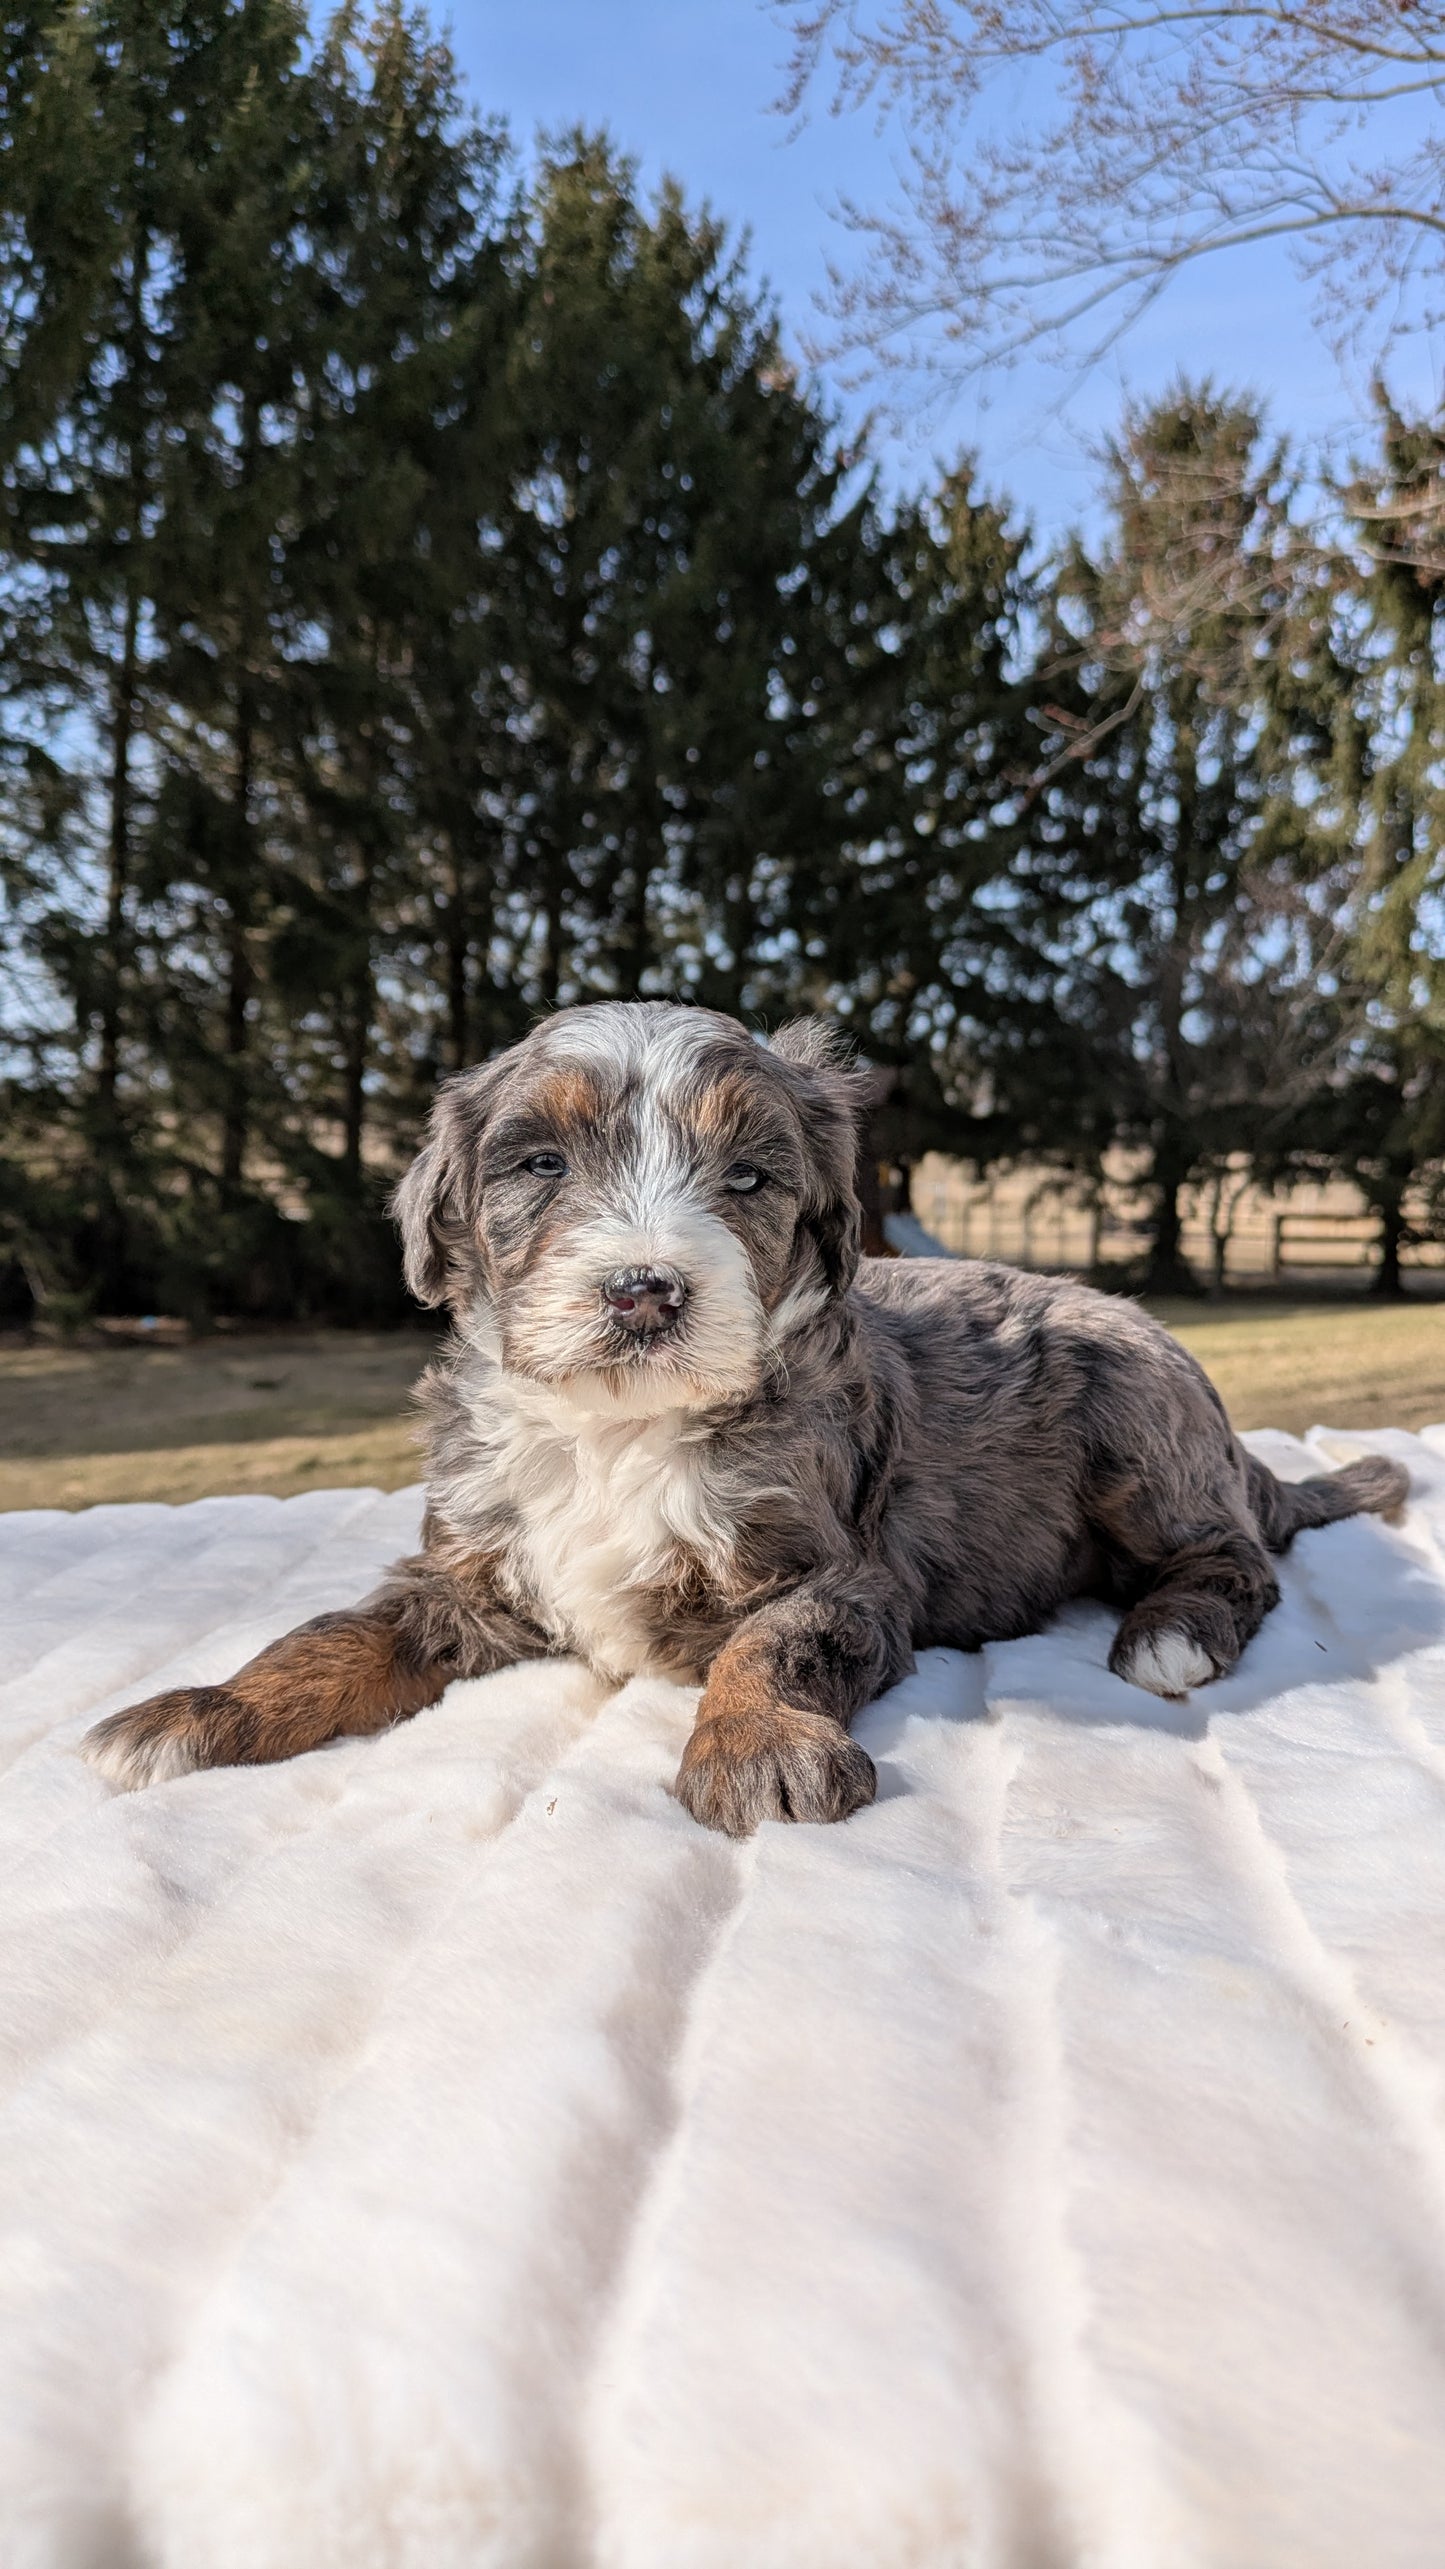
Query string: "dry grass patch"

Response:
xmin=1151 ymin=1298 xmax=1445 ymax=1440
xmin=0 ymin=1297 xmax=1440 ymax=1511
xmin=0 ymin=1329 xmax=435 ymax=1511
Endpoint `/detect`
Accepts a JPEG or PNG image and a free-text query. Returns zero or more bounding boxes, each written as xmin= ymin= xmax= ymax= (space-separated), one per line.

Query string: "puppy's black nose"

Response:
xmin=603 ymin=1267 xmax=688 ymax=1335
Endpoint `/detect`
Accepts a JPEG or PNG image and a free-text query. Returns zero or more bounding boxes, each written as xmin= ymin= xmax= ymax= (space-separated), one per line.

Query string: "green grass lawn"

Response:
xmin=0 ymin=1294 xmax=1440 ymax=1511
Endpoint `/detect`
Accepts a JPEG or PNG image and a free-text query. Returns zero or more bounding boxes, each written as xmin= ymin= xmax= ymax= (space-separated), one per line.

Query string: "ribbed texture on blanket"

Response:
xmin=4 ymin=1428 xmax=1445 ymax=2568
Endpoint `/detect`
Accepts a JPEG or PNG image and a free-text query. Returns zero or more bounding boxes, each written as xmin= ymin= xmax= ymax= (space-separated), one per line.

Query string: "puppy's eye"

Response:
xmin=522 ymin=1151 xmax=567 ymax=1179
xmin=723 ymin=1162 xmax=765 ymax=1194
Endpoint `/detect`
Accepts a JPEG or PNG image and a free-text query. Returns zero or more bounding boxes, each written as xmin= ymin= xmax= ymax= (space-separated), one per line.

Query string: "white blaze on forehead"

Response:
xmin=616 ymin=1091 xmax=699 ymax=1233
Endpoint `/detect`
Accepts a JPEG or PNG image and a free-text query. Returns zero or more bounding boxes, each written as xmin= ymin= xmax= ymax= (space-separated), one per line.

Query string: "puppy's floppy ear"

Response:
xmin=768 ymin=1017 xmax=868 ymax=1294
xmin=391 ymin=1056 xmax=514 ymax=1308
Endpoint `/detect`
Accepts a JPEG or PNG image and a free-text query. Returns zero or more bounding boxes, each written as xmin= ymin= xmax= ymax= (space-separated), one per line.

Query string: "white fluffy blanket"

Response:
xmin=5 ymin=1427 xmax=1445 ymax=2569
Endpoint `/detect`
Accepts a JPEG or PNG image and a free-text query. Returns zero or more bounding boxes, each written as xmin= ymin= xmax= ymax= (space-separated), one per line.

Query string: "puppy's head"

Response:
xmin=393 ymin=1002 xmax=863 ymax=1412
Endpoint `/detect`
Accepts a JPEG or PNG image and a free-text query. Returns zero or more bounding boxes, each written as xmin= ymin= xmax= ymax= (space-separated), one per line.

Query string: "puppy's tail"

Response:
xmin=1246 ymin=1449 xmax=1409 ymax=1555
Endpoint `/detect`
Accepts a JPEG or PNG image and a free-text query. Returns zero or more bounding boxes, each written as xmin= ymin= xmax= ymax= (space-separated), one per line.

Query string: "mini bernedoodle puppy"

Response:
xmin=85 ymin=1002 xmax=1408 ymax=1834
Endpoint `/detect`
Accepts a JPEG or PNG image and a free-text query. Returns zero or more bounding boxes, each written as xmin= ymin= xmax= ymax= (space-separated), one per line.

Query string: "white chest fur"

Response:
xmin=466 ymin=1379 xmax=738 ymax=1680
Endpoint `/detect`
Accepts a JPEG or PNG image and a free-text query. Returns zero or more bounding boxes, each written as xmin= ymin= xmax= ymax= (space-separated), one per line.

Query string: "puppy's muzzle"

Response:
xmin=602 ymin=1266 xmax=688 ymax=1338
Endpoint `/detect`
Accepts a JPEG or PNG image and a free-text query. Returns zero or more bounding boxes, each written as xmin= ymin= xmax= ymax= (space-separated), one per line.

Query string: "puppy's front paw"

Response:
xmin=675 ymin=1703 xmax=876 ymax=1837
xmin=82 ymin=1686 xmax=243 ymax=1790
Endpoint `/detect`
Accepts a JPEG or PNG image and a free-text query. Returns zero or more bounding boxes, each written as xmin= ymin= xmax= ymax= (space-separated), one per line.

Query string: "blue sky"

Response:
xmin=443 ymin=0 xmax=1442 ymax=539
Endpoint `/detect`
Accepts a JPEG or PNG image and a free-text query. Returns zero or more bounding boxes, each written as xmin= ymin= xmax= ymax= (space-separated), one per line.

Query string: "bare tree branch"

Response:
xmin=774 ymin=2 xmax=1445 ymax=382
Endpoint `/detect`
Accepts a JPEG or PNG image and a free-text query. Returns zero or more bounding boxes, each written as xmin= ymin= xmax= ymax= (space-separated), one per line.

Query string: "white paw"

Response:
xmin=1117 ymin=1628 xmax=1215 ymax=1700
xmin=81 ymin=1719 xmax=204 ymax=1791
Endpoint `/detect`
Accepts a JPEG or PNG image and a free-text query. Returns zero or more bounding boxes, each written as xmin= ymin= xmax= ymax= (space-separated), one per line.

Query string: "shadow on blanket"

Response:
xmin=856 ymin=1513 xmax=1445 ymax=1763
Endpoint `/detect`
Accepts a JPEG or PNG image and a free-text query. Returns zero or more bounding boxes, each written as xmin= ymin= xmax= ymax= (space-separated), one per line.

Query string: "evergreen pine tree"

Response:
xmin=1330 ymin=396 xmax=1445 ymax=1294
xmin=1022 ymin=386 xmax=1344 ymax=1293
xmin=0 ymin=0 xmax=312 ymax=1309
xmin=264 ymin=1 xmax=506 ymax=1260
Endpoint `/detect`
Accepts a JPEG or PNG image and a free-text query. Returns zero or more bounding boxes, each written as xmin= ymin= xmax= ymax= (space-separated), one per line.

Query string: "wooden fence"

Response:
xmin=908 ymin=1153 xmax=1444 ymax=1284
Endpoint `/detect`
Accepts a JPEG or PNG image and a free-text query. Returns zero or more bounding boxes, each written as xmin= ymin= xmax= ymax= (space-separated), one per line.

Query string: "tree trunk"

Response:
xmin=1141 ymin=1133 xmax=1201 ymax=1297
xmin=342 ymin=830 xmax=375 ymax=1186
xmin=622 ymin=784 xmax=663 ymax=997
xmin=721 ymin=878 xmax=754 ymax=1017
xmin=98 ymin=586 xmax=141 ymax=1129
xmin=222 ymin=387 xmax=263 ymax=1190
xmin=1143 ymin=806 xmax=1205 ymax=1299
xmin=342 ymin=913 xmax=373 ymax=1188
xmin=221 ymin=688 xmax=255 ymax=1189
xmin=342 ymin=681 xmax=384 ymax=1183
xmin=540 ymin=845 xmax=566 ymax=1010
xmin=623 ymin=843 xmax=651 ymax=997
xmin=446 ymin=811 xmax=500 ymax=1063
xmin=444 ymin=846 xmax=470 ymax=1073
xmin=1371 ymin=1189 xmax=1408 ymax=1299
xmin=857 ymin=1071 xmax=901 ymax=1257
xmin=221 ymin=918 xmax=253 ymax=1187
xmin=98 ymin=207 xmax=153 ymax=1136
xmin=342 ymin=1003 xmax=369 ymax=1184
xmin=1208 ymin=1173 xmax=1235 ymax=1300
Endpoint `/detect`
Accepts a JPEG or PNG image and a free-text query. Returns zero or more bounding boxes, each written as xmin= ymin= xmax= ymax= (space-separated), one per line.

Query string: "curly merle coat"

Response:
xmin=85 ymin=1003 xmax=1408 ymax=1834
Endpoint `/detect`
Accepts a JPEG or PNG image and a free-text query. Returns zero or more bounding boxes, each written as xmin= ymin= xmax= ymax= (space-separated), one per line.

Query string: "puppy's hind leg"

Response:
xmin=1108 ymin=1526 xmax=1279 ymax=1701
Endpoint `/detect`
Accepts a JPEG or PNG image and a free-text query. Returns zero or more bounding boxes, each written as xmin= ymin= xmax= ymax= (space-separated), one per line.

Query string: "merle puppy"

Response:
xmin=84 ymin=1002 xmax=1407 ymax=1833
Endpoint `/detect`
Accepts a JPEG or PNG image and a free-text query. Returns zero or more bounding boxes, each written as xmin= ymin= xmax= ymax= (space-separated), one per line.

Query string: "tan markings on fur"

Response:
xmin=84 ymin=1685 xmax=250 ymax=1788
xmin=682 ymin=1629 xmax=811 ymax=1786
xmin=676 ymin=1628 xmax=877 ymax=1836
xmin=1088 ymin=1474 xmax=1145 ymax=1546
xmin=418 ymin=1522 xmax=508 ymax=1593
xmin=694 ymin=1626 xmax=784 ymax=1730
xmin=529 ymin=1067 xmax=604 ymax=1131
xmin=85 ymin=1607 xmax=446 ymax=1788
xmin=686 ymin=1067 xmax=760 ymax=1146
xmin=226 ymin=1610 xmax=444 ymax=1752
